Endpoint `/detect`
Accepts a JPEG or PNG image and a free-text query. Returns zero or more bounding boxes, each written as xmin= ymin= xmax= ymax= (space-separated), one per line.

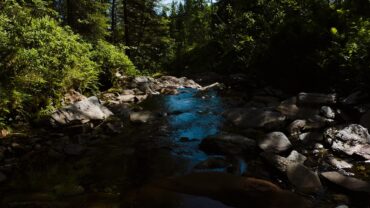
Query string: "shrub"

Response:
xmin=0 ymin=3 xmax=99 ymax=121
xmin=93 ymin=40 xmax=137 ymax=89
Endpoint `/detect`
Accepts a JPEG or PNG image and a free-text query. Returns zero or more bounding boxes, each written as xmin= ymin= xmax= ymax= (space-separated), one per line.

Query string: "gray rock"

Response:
xmin=50 ymin=96 xmax=113 ymax=126
xmin=321 ymin=171 xmax=370 ymax=193
xmin=288 ymin=120 xmax=327 ymax=138
xmin=320 ymin=106 xmax=335 ymax=119
xmin=326 ymin=156 xmax=353 ymax=169
xmin=297 ymin=92 xmax=336 ymax=106
xmin=258 ymin=132 xmax=292 ymax=153
xmin=326 ymin=124 xmax=370 ymax=143
xmin=314 ymin=143 xmax=324 ymax=149
xmin=121 ymin=89 xmax=136 ymax=95
xmin=287 ymin=163 xmax=323 ymax=194
xmin=0 ymin=171 xmax=7 ymax=183
xmin=129 ymin=111 xmax=156 ymax=123
xmin=117 ymin=94 xmax=137 ymax=103
xmin=261 ymin=150 xmax=307 ymax=173
xmin=325 ymin=124 xmax=370 ymax=159
xmin=199 ymin=134 xmax=257 ymax=155
xmin=223 ymin=108 xmax=286 ymax=129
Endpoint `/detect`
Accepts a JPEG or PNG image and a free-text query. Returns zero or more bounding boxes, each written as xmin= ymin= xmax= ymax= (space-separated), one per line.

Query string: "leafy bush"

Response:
xmin=0 ymin=2 xmax=99 ymax=121
xmin=93 ymin=40 xmax=137 ymax=89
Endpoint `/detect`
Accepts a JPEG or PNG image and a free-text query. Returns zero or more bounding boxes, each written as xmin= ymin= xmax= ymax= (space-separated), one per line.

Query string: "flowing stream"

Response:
xmin=1 ymin=88 xmax=234 ymax=207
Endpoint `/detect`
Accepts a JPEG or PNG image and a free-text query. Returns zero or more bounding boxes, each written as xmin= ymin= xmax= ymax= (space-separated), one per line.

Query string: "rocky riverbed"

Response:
xmin=0 ymin=74 xmax=370 ymax=207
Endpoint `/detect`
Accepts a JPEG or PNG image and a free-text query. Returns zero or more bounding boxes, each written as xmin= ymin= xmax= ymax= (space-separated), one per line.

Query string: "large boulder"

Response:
xmin=258 ymin=132 xmax=292 ymax=153
xmin=321 ymin=171 xmax=370 ymax=193
xmin=223 ymin=108 xmax=286 ymax=129
xmin=50 ymin=96 xmax=113 ymax=126
xmin=287 ymin=164 xmax=323 ymax=194
xmin=199 ymin=134 xmax=257 ymax=155
xmin=325 ymin=124 xmax=370 ymax=159
xmin=260 ymin=150 xmax=307 ymax=173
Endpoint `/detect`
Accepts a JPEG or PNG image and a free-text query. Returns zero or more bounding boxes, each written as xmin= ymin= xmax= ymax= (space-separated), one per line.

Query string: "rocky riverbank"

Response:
xmin=0 ymin=74 xmax=370 ymax=207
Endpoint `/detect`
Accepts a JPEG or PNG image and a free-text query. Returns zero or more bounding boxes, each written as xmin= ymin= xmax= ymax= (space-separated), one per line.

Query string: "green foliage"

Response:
xmin=0 ymin=1 xmax=130 ymax=124
xmin=93 ymin=40 xmax=137 ymax=88
xmin=60 ymin=0 xmax=110 ymax=40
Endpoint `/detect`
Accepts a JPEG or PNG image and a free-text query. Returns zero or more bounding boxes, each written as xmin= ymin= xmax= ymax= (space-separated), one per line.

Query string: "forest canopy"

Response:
xmin=1 ymin=0 xmax=370 ymax=126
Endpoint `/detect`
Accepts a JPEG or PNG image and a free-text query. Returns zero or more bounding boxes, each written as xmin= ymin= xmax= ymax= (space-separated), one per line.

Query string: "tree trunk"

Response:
xmin=111 ymin=0 xmax=116 ymax=42
xmin=123 ymin=0 xmax=130 ymax=56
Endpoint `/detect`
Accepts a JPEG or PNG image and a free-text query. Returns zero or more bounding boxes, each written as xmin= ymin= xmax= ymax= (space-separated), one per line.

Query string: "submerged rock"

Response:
xmin=199 ymin=134 xmax=257 ymax=155
xmin=321 ymin=171 xmax=370 ymax=193
xmin=258 ymin=132 xmax=292 ymax=153
xmin=50 ymin=96 xmax=113 ymax=126
xmin=223 ymin=108 xmax=286 ymax=129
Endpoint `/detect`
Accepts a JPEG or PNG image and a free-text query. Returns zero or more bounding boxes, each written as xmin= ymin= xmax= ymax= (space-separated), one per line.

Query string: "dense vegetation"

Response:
xmin=1 ymin=0 xmax=370 ymax=127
